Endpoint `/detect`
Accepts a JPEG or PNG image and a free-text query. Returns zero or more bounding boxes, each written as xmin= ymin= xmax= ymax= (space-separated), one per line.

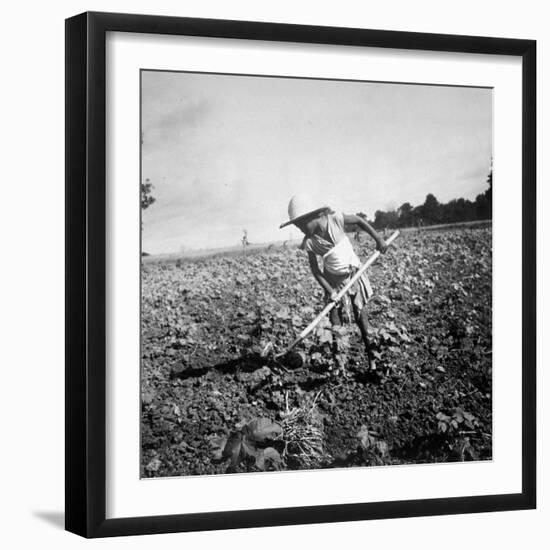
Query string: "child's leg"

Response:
xmin=353 ymin=302 xmax=374 ymax=369
xmin=325 ymin=298 xmax=342 ymax=360
xmin=329 ymin=306 xmax=342 ymax=326
xmin=329 ymin=305 xmax=342 ymax=357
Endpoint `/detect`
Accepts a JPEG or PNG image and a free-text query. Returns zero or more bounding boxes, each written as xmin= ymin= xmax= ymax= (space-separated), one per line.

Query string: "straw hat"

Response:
xmin=279 ymin=194 xmax=330 ymax=229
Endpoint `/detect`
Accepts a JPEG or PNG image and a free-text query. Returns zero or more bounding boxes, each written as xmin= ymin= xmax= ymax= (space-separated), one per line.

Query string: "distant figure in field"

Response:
xmin=280 ymin=194 xmax=387 ymax=370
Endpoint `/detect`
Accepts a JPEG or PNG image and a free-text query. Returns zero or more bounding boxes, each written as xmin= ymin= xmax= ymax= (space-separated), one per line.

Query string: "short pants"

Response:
xmin=323 ymin=267 xmax=373 ymax=323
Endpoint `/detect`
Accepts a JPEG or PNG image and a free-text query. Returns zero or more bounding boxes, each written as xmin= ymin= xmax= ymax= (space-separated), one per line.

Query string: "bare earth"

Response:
xmin=141 ymin=226 xmax=492 ymax=477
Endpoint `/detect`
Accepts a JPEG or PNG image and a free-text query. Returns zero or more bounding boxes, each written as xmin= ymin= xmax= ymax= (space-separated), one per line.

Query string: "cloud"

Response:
xmin=143 ymin=97 xmax=212 ymax=152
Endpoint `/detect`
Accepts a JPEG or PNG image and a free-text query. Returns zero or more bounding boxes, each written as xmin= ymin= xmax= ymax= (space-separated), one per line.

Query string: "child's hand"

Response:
xmin=330 ymin=290 xmax=340 ymax=303
xmin=376 ymin=240 xmax=388 ymax=254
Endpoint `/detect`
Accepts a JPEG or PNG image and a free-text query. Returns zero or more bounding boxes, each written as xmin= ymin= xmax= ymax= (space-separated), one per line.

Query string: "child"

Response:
xmin=280 ymin=194 xmax=387 ymax=370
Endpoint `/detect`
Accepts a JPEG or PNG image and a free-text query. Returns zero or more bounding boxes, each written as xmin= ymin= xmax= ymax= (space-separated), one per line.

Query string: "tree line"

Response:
xmin=363 ymin=170 xmax=492 ymax=230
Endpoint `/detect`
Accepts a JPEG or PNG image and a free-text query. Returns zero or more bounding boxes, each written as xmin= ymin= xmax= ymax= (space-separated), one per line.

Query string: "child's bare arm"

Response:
xmin=307 ymin=252 xmax=334 ymax=295
xmin=343 ymin=214 xmax=387 ymax=253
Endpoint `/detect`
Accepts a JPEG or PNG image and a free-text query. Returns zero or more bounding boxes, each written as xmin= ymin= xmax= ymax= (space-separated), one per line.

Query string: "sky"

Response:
xmin=141 ymin=70 xmax=492 ymax=255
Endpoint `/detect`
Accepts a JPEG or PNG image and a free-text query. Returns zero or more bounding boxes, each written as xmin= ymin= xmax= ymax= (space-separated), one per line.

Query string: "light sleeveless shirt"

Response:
xmin=301 ymin=212 xmax=360 ymax=276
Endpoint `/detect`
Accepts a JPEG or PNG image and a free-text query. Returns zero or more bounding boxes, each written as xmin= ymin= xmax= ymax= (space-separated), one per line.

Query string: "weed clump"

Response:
xmin=280 ymin=391 xmax=328 ymax=469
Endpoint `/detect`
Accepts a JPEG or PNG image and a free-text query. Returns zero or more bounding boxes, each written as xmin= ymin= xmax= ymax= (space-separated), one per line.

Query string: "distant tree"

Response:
xmin=443 ymin=197 xmax=475 ymax=223
xmin=475 ymin=168 xmax=493 ymax=219
xmin=141 ymin=178 xmax=156 ymax=210
xmin=398 ymin=202 xmax=412 ymax=216
xmin=422 ymin=193 xmax=441 ymax=224
xmin=140 ymin=132 xmax=157 ymax=244
xmin=409 ymin=205 xmax=423 ymax=226
xmin=141 ymin=131 xmax=156 ymax=212
xmin=397 ymin=202 xmax=413 ymax=227
xmin=374 ymin=209 xmax=399 ymax=229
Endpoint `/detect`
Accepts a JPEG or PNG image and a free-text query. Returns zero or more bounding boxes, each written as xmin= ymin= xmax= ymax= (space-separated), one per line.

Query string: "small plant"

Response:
xmin=209 ymin=417 xmax=283 ymax=472
xmin=356 ymin=425 xmax=390 ymax=465
xmin=436 ymin=407 xmax=479 ymax=434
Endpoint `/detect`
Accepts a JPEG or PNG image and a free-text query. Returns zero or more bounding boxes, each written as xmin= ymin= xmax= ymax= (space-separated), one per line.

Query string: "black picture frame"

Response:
xmin=65 ymin=11 xmax=536 ymax=538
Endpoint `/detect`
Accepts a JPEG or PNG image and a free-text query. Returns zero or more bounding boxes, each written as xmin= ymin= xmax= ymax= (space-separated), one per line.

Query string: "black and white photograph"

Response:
xmin=140 ymin=69 xmax=493 ymax=478
xmin=0 ymin=0 xmax=543 ymax=543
